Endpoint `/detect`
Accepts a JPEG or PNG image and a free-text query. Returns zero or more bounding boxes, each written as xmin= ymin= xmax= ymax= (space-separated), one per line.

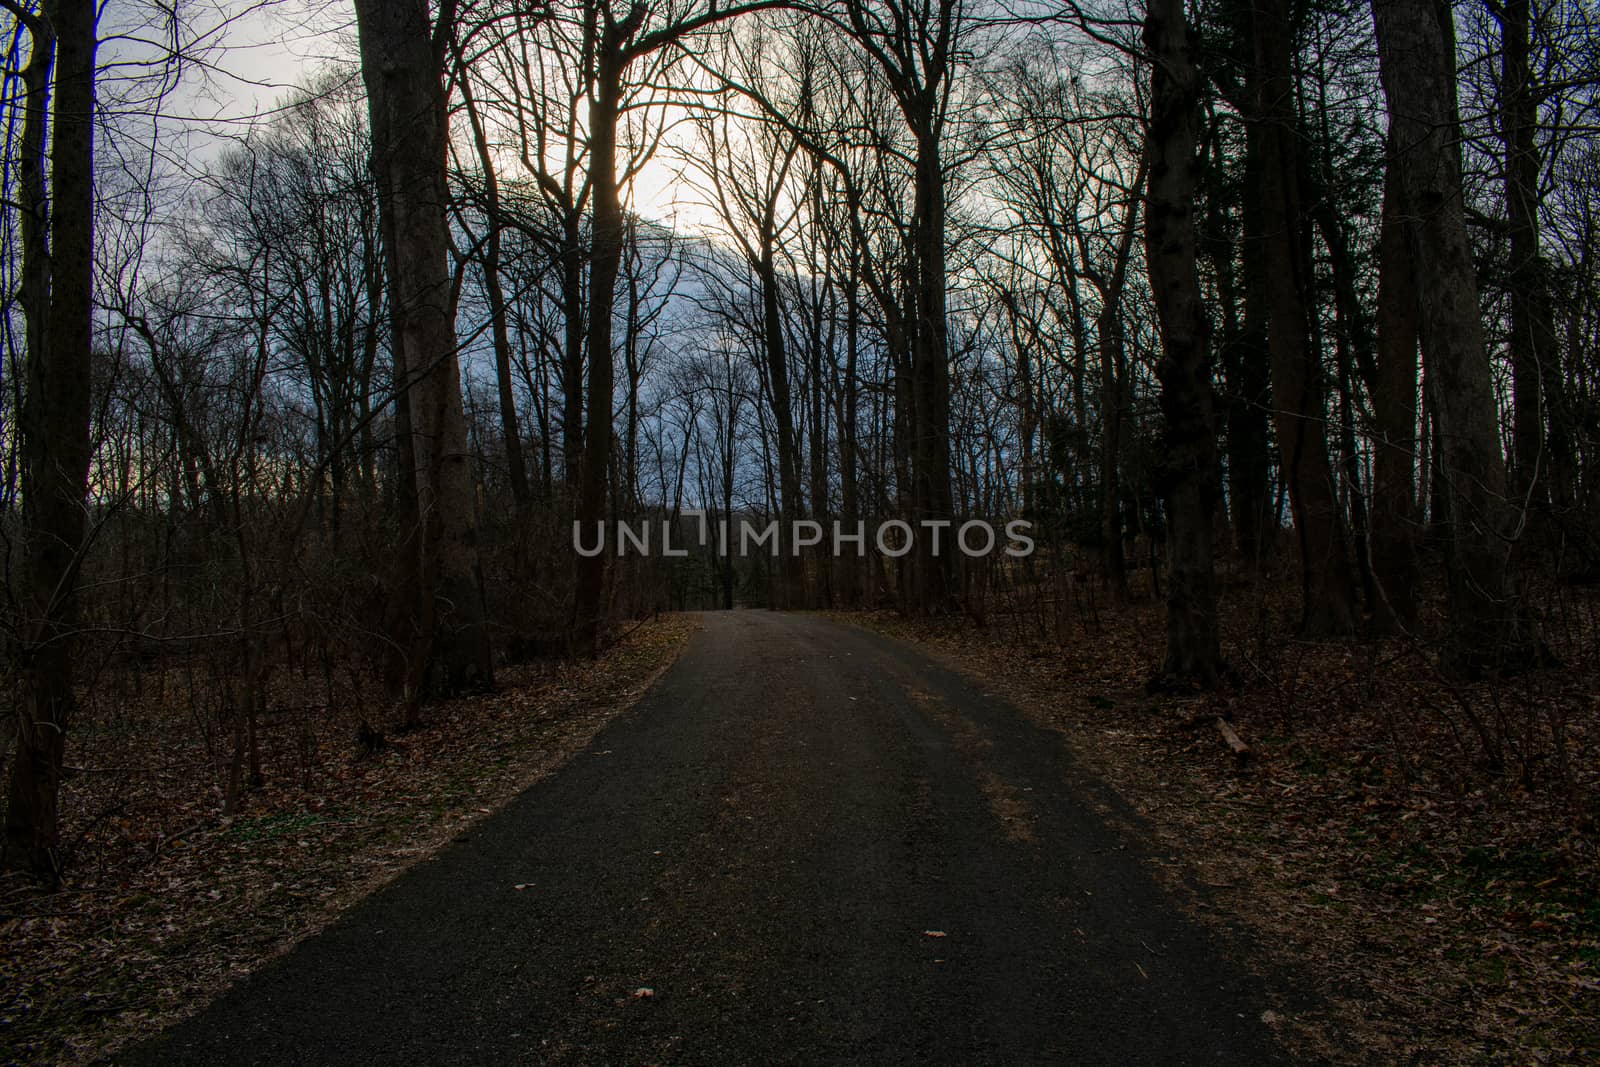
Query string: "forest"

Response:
xmin=2 ymin=0 xmax=1600 ymax=1061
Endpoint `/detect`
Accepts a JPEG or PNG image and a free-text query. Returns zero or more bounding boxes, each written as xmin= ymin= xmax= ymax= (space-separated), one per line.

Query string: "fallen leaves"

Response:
xmin=0 ymin=615 xmax=697 ymax=1066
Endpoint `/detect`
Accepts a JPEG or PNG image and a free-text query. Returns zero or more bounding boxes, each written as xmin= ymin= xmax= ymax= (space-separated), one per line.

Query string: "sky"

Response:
xmin=165 ymin=1 xmax=348 ymax=129
xmin=162 ymin=0 xmax=709 ymax=230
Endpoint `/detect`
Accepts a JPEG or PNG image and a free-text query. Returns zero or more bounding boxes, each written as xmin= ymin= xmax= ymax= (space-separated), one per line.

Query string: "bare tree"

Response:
xmin=353 ymin=0 xmax=493 ymax=701
xmin=681 ymin=93 xmax=809 ymax=605
xmin=4 ymin=0 xmax=97 ymax=878
xmin=1369 ymin=133 xmax=1421 ymax=631
xmin=556 ymin=0 xmax=789 ymax=651
xmin=1372 ymin=0 xmax=1539 ymax=674
xmin=1250 ymin=0 xmax=1357 ymax=636
xmin=450 ymin=30 xmax=533 ymax=508
xmin=830 ymin=0 xmax=973 ymax=612
xmin=1143 ymin=0 xmax=1224 ymax=686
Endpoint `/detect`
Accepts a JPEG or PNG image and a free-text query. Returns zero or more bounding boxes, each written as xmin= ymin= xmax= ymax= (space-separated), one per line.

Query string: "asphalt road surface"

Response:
xmin=125 ymin=611 xmax=1289 ymax=1065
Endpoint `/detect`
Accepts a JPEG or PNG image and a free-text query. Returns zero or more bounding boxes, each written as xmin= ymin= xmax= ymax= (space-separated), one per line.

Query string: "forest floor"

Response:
xmin=846 ymin=576 xmax=1600 ymax=1064
xmin=0 ymin=615 xmax=697 ymax=1066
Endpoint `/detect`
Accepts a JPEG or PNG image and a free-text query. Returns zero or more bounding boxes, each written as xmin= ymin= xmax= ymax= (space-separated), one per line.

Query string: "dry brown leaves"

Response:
xmin=0 ymin=615 xmax=697 ymax=1066
xmin=845 ymin=580 xmax=1600 ymax=1065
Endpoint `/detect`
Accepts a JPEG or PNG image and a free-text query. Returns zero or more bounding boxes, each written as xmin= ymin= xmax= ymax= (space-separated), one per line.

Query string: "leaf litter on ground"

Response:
xmin=0 ymin=615 xmax=697 ymax=1065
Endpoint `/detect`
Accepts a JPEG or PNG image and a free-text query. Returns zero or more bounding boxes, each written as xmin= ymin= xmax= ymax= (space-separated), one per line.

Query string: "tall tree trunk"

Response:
xmin=1372 ymin=0 xmax=1539 ymax=675
xmin=573 ymin=36 xmax=625 ymax=653
xmin=456 ymin=61 xmax=531 ymax=508
xmin=1498 ymin=0 xmax=1558 ymax=521
xmin=889 ymin=303 xmax=915 ymax=608
xmin=355 ymin=0 xmax=493 ymax=694
xmin=759 ymin=255 xmax=805 ymax=608
xmin=1370 ymin=146 xmax=1421 ymax=631
xmin=485 ymin=217 xmax=531 ymax=512
xmin=1009 ymin=296 xmax=1036 ymax=521
xmin=722 ymin=391 xmax=738 ymax=609
xmin=16 ymin=4 xmax=51 ymax=408
xmin=1229 ymin=125 xmax=1274 ymax=567
xmin=622 ymin=219 xmax=644 ymax=513
xmin=1253 ymin=0 xmax=1357 ymax=636
xmin=1097 ymin=302 xmax=1129 ymax=599
xmin=1311 ymin=152 xmax=1380 ymax=614
xmin=375 ymin=122 xmax=428 ymax=717
xmin=1144 ymin=0 xmax=1224 ymax=687
xmin=1096 ymin=167 xmax=1144 ymax=601
xmin=807 ymin=302 xmax=832 ymax=608
xmin=838 ymin=259 xmax=863 ymax=607
xmin=1333 ymin=315 xmax=1375 ymax=611
xmin=560 ymin=212 xmax=586 ymax=488
xmin=7 ymin=0 xmax=94 ymax=880
xmin=911 ymin=127 xmax=956 ymax=612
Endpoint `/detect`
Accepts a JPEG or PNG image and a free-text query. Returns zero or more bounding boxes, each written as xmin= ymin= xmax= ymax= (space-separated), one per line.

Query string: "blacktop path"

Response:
xmin=122 ymin=610 xmax=1290 ymax=1065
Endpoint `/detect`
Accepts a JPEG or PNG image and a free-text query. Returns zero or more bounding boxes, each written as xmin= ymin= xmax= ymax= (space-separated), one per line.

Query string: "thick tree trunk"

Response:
xmin=6 ymin=0 xmax=94 ymax=879
xmin=1369 ymin=148 xmax=1421 ymax=631
xmin=1144 ymin=0 xmax=1224 ymax=687
xmin=1253 ymin=0 xmax=1357 ymax=636
xmin=1372 ymin=0 xmax=1539 ymax=675
xmin=355 ymin=0 xmax=493 ymax=694
xmin=374 ymin=119 xmax=428 ymax=717
xmin=573 ymin=44 xmax=624 ymax=653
